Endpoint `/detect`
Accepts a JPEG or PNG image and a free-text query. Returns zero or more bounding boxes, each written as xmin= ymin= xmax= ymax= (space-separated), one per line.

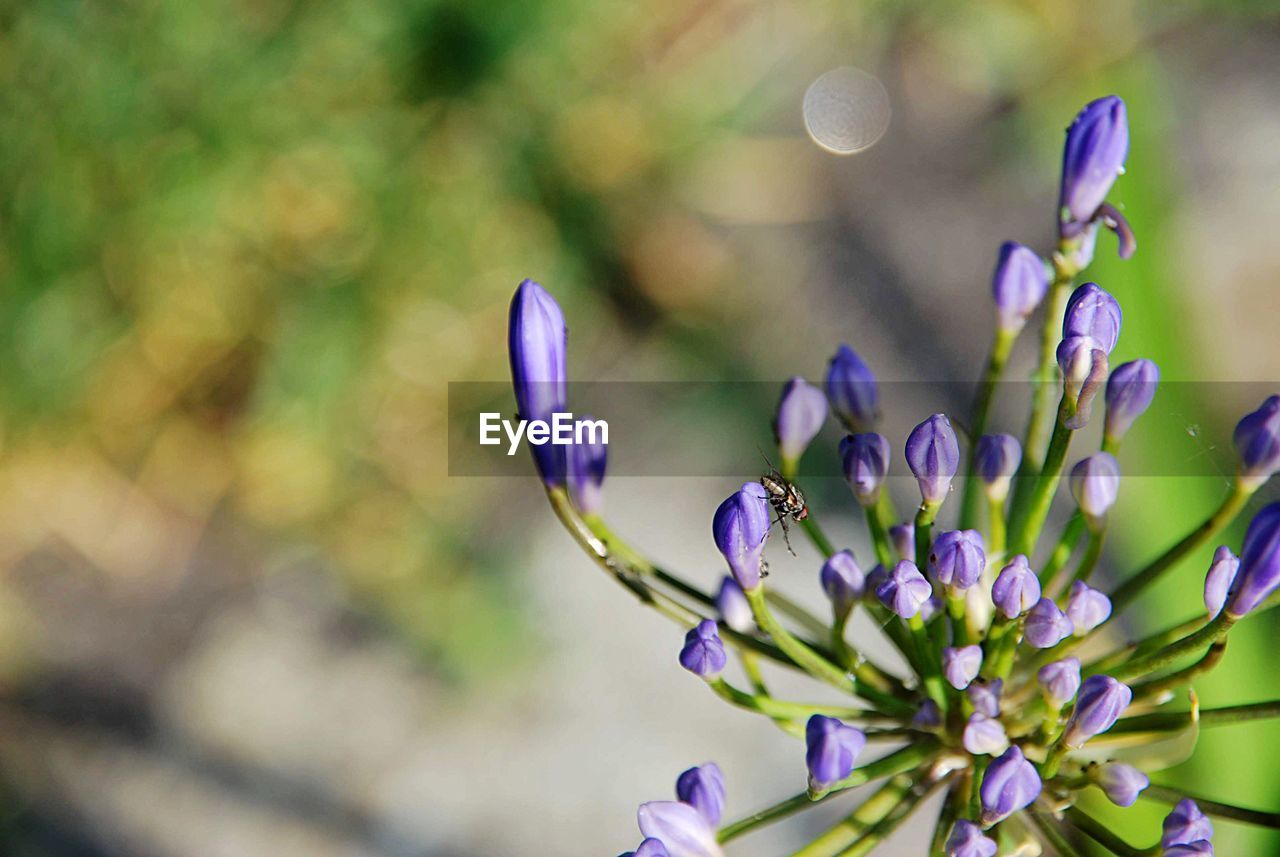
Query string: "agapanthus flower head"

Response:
xmin=945 ymin=820 xmax=997 ymax=857
xmin=980 ymin=744 xmax=1041 ymax=825
xmin=508 ymin=279 xmax=568 ymax=484
xmin=942 ymin=644 xmax=983 ymax=690
xmin=1097 ymin=762 xmax=1150 ymax=807
xmin=929 ymin=529 xmax=986 ymax=591
xmin=992 ymin=241 xmax=1049 ymax=335
xmin=1060 ymin=96 xmax=1128 ymax=234
xmin=876 ymin=560 xmax=933 ymax=619
xmin=1063 ymin=282 xmax=1123 ymax=354
xmin=889 ymin=522 xmax=915 ymax=563
xmin=715 ymin=577 xmax=753 ymax=634
xmin=905 ymin=413 xmax=960 ymax=506
xmin=1064 ymin=674 xmax=1132 ymax=747
xmin=621 ymin=837 xmax=670 ymax=857
xmin=1057 ymin=335 xmax=1109 ymax=430
xmin=567 ymin=414 xmax=608 ymax=514
xmin=1234 ymin=395 xmax=1280 ymax=488
xmin=1225 ymin=501 xmax=1280 ymax=617
xmin=711 ymin=482 xmax=771 ymax=591
xmin=825 ymin=344 xmax=879 ymax=432
xmin=805 ymin=715 xmax=866 ymax=788
xmin=1037 ymin=657 xmax=1081 ymax=707
xmin=1069 ymin=452 xmax=1121 ymax=525
xmin=840 ymin=432 xmax=890 ymax=506
xmin=1024 ymin=597 xmax=1074 ymax=648
xmin=991 ymin=555 xmax=1040 ymax=619
xmin=820 ymin=549 xmax=865 ymax=621
xmin=974 ymin=433 xmax=1021 ymax=501
xmin=637 ymin=801 xmax=723 ymax=857
xmin=1161 ymin=799 xmax=1214 ymax=849
xmin=967 ymin=679 xmax=1003 ymax=718
xmin=774 ymin=377 xmax=828 ymax=465
xmin=675 ymin=762 xmax=725 ymax=826
xmin=963 ymin=713 xmax=1009 ymax=756
xmin=1104 ymin=358 xmax=1160 ymax=443
xmin=679 ymin=620 xmax=727 ymax=678
xmin=1203 ymin=546 xmax=1240 ymax=618
xmin=1065 ymin=581 xmax=1112 ymax=635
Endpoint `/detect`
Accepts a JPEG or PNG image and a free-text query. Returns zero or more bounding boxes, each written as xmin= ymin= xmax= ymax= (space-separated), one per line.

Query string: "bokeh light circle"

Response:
xmin=803 ymin=67 xmax=891 ymax=155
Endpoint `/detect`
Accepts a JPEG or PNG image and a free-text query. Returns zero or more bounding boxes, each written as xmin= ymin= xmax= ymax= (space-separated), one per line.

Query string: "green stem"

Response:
xmin=909 ymin=613 xmax=949 ymax=712
xmin=718 ymin=791 xmax=813 ymax=843
xmin=792 ymin=775 xmax=916 ymax=857
xmin=801 ymin=514 xmax=837 ymax=558
xmin=833 ymin=781 xmax=932 ymax=857
xmin=1022 ymin=262 xmax=1074 ymax=468
xmin=1110 ymin=699 xmax=1280 ymax=734
xmin=866 ymin=498 xmax=895 ymax=568
xmin=986 ymin=493 xmax=1007 ymax=556
xmin=707 ymin=677 xmax=880 ymax=722
xmin=1062 ymin=807 xmax=1159 ymax=856
xmin=1057 ymin=525 xmax=1105 ymax=596
xmin=1010 ymin=398 xmax=1075 ymax=557
xmin=1026 ymin=806 xmax=1087 ymax=857
xmin=930 ymin=784 xmax=959 ymax=857
xmin=1142 ymin=783 xmax=1280 ymax=830
xmin=914 ymin=501 xmax=939 ymax=577
xmin=1038 ymin=512 xmax=1085 ymax=588
xmin=960 ymin=328 xmax=1017 ymax=530
xmin=1131 ymin=640 xmax=1227 ymax=700
xmin=1108 ymin=612 xmax=1235 ymax=683
xmin=1084 ymin=614 xmax=1205 ymax=675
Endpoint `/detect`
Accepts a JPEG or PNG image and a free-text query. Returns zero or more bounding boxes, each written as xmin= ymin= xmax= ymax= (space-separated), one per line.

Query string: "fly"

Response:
xmin=759 ymin=455 xmax=808 ymax=557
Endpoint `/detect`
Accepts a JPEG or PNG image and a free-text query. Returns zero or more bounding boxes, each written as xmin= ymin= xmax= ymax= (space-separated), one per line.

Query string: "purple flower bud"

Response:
xmin=905 ymin=414 xmax=960 ymax=505
xmin=1063 ymin=674 xmax=1132 ymax=748
xmin=967 ymin=679 xmax=1004 ymax=718
xmin=567 ymin=414 xmax=608 ymax=515
xmin=1203 ymin=546 xmax=1239 ymax=618
xmin=889 ymin=523 xmax=915 ymax=563
xmin=1057 ymin=335 xmax=1109 ymax=430
xmin=840 ymin=433 xmax=891 ymax=506
xmin=821 ymin=550 xmax=866 ymax=620
xmin=1097 ymin=762 xmax=1149 ymax=807
xmin=712 ymin=483 xmax=771 ymax=591
xmin=942 ymin=645 xmax=983 ymax=690
xmin=1069 ymin=452 xmax=1121 ymax=523
xmin=637 ymin=801 xmax=723 ymax=857
xmin=912 ymin=698 xmax=943 ymax=730
xmin=991 ymin=555 xmax=1040 ymax=619
xmin=805 ymin=715 xmax=867 ymax=788
xmin=992 ymin=241 xmax=1049 ymax=334
xmin=675 ymin=762 xmax=725 ymax=826
xmin=775 ymin=377 xmax=828 ymax=464
xmin=1163 ymin=842 xmax=1214 ymax=857
xmin=919 ymin=595 xmax=944 ymax=623
xmin=679 ymin=620 xmax=727 ymax=678
xmin=945 ymin=820 xmax=997 ymax=857
xmin=1161 ymin=799 xmax=1214 ymax=849
xmin=865 ymin=563 xmax=889 ymax=598
xmin=1105 ymin=359 xmax=1160 ymax=442
xmin=623 ymin=838 xmax=671 ymax=857
xmin=974 ymin=434 xmax=1022 ymax=501
xmin=1234 ymin=395 xmax=1280 ymax=488
xmin=1226 ymin=501 xmax=1280 ymax=617
xmin=715 ymin=577 xmax=753 ymax=634
xmin=1064 ymin=283 xmax=1122 ymax=354
xmin=980 ymin=745 xmax=1041 ymax=825
xmin=1037 ymin=657 xmax=1082 ymax=707
xmin=508 ymin=279 xmax=569 ymax=484
xmin=876 ymin=560 xmax=933 ymax=619
xmin=1066 ymin=581 xmax=1112 ymax=635
xmin=825 ymin=344 xmax=879 ymax=432
xmin=1059 ymin=96 xmax=1129 ymax=234
xmin=1024 ymin=597 xmax=1074 ymax=648
xmin=963 ymin=713 xmax=1010 ymax=756
xmin=930 ymin=529 xmax=986 ymax=591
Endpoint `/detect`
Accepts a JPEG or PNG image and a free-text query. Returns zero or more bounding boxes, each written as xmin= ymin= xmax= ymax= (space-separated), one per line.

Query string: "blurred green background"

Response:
xmin=0 ymin=0 xmax=1278 ymax=853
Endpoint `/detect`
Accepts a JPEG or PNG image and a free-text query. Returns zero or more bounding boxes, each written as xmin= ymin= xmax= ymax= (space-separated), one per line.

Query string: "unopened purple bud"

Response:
xmin=1057 ymin=335 xmax=1109 ymax=430
xmin=1037 ymin=657 xmax=1081 ymax=707
xmin=889 ymin=523 xmax=915 ymax=563
xmin=805 ymin=715 xmax=867 ymax=788
xmin=992 ymin=241 xmax=1049 ymax=334
xmin=1233 ymin=395 xmax=1280 ymax=488
xmin=624 ymin=838 xmax=671 ymax=857
xmin=974 ymin=434 xmax=1021 ymax=501
xmin=1064 ymin=283 xmax=1123 ymax=354
xmin=979 ymin=745 xmax=1041 ymax=825
xmin=1161 ymin=799 xmax=1214 ymax=849
xmin=876 ymin=560 xmax=933 ymax=619
xmin=508 ymin=279 xmax=569 ymax=485
xmin=1025 ymin=597 xmax=1074 ymax=648
xmin=1163 ymin=843 xmax=1214 ymax=857
xmin=1203 ymin=546 xmax=1239 ymax=618
xmin=712 ymin=483 xmax=771 ymax=591
xmin=991 ymin=555 xmax=1040 ymax=619
xmin=567 ymin=414 xmax=608 ymax=514
xmin=1069 ymin=452 xmax=1121 ymax=524
xmin=675 ymin=762 xmax=725 ymax=826
xmin=821 ymin=550 xmax=865 ymax=620
xmin=1064 ymin=674 xmax=1132 ymax=747
xmin=840 ymin=433 xmax=891 ymax=506
xmin=945 ymin=820 xmax=997 ymax=857
xmin=864 ymin=564 xmax=888 ymax=598
xmin=1066 ymin=581 xmax=1112 ymax=635
xmin=637 ymin=801 xmax=723 ymax=857
xmin=715 ymin=577 xmax=754 ymax=634
xmin=963 ymin=713 xmax=1010 ymax=756
xmin=912 ymin=698 xmax=943 ymax=730
xmin=775 ymin=377 xmax=828 ymax=464
xmin=679 ymin=620 xmax=727 ymax=678
xmin=1105 ymin=359 xmax=1160 ymax=442
xmin=1097 ymin=763 xmax=1149 ymax=807
xmin=919 ymin=595 xmax=944 ymax=623
xmin=1060 ymin=96 xmax=1129 ymax=234
xmin=1226 ymin=501 xmax=1280 ymax=617
xmin=905 ymin=414 xmax=960 ymax=505
xmin=967 ymin=679 xmax=1003 ymax=718
xmin=942 ymin=645 xmax=983 ymax=690
xmin=825 ymin=344 xmax=879 ymax=432
xmin=930 ymin=529 xmax=986 ymax=591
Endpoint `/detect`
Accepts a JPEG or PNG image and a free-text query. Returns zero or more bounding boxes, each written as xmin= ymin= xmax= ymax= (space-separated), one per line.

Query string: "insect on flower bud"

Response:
xmin=805 ymin=715 xmax=867 ymax=788
xmin=905 ymin=414 xmax=960 ymax=506
xmin=1057 ymin=335 xmax=1109 ymax=430
xmin=567 ymin=414 xmax=608 ymax=515
xmin=820 ymin=550 xmax=865 ymax=621
xmin=1024 ymin=597 xmax=1074 ymax=648
xmin=1097 ymin=762 xmax=1150 ymax=807
xmin=930 ymin=529 xmax=986 ymax=591
xmin=889 ymin=523 xmax=915 ymax=563
xmin=825 ymin=344 xmax=879 ymax=433
xmin=980 ymin=745 xmax=1041 ymax=826
xmin=991 ymin=555 xmax=1040 ymax=619
xmin=1059 ymin=96 xmax=1129 ymax=237
xmin=974 ymin=434 xmax=1022 ymax=502
xmin=1066 ymin=581 xmax=1112 ymax=635
xmin=712 ymin=483 xmax=771 ymax=591
xmin=875 ymin=560 xmax=933 ymax=619
xmin=715 ymin=577 xmax=753 ymax=634
xmin=942 ymin=645 xmax=983 ymax=690
xmin=1037 ymin=657 xmax=1081 ymax=707
xmin=1063 ymin=674 xmax=1132 ymax=748
xmin=679 ymin=620 xmax=727 ymax=678
xmin=1233 ymin=395 xmax=1280 ymax=488
xmin=1203 ymin=546 xmax=1239 ymax=619
xmin=508 ymin=279 xmax=569 ymax=485
xmin=1104 ymin=359 xmax=1160 ymax=444
xmin=637 ymin=801 xmax=723 ymax=857
xmin=1069 ymin=452 xmax=1121 ymax=526
xmin=675 ymin=762 xmax=725 ymax=826
xmin=774 ymin=377 xmax=828 ymax=466
xmin=992 ymin=241 xmax=1050 ymax=335
xmin=621 ymin=837 xmax=670 ymax=857
xmin=840 ymin=433 xmax=890 ymax=506
xmin=1161 ymin=799 xmax=1214 ymax=850
xmin=1225 ymin=501 xmax=1280 ymax=618
xmin=945 ymin=820 xmax=998 ymax=857
xmin=967 ymin=679 xmax=1003 ymax=718
xmin=963 ymin=713 xmax=1010 ymax=756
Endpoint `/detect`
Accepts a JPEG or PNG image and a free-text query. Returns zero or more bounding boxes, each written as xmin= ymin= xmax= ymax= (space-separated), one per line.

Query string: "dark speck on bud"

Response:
xmin=905 ymin=414 xmax=960 ymax=506
xmin=774 ymin=377 xmax=828 ymax=465
xmin=967 ymin=679 xmax=1003 ymax=719
xmin=1225 ymin=501 xmax=1280 ymax=618
xmin=805 ymin=715 xmax=866 ymax=788
xmin=1161 ymin=799 xmax=1214 ymax=850
xmin=820 ymin=550 xmax=865 ymax=621
xmin=715 ymin=577 xmax=754 ymax=634
xmin=679 ymin=620 xmax=727 ymax=678
xmin=991 ymin=555 xmax=1040 ymax=619
xmin=876 ymin=560 xmax=933 ymax=619
xmin=1037 ymin=657 xmax=1081 ymax=708
xmin=1066 ymin=581 xmax=1111 ymax=635
xmin=1105 ymin=359 xmax=1160 ymax=443
xmin=1059 ymin=96 xmax=1129 ymax=237
xmin=980 ymin=744 xmax=1041 ymax=826
xmin=992 ymin=241 xmax=1049 ymax=335
xmin=930 ymin=529 xmax=986 ymax=591
xmin=1097 ymin=762 xmax=1150 ymax=807
xmin=1024 ymin=597 xmax=1074 ymax=648
xmin=825 ymin=344 xmax=879 ymax=433
xmin=1063 ymin=674 xmax=1132 ymax=748
xmin=567 ymin=414 xmax=607 ymax=515
xmin=942 ymin=644 xmax=983 ymax=690
xmin=1233 ymin=395 xmax=1280 ymax=488
xmin=675 ymin=762 xmax=725 ymax=827
xmin=840 ymin=433 xmax=890 ymax=506
xmin=1057 ymin=335 xmax=1109 ymax=430
xmin=712 ymin=483 xmax=771 ymax=591
xmin=974 ymin=434 xmax=1021 ymax=502
xmin=508 ymin=279 xmax=568 ymax=485
xmin=945 ymin=820 xmax=997 ymax=857
xmin=1063 ymin=283 xmax=1122 ymax=355
xmin=1203 ymin=546 xmax=1239 ymax=618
